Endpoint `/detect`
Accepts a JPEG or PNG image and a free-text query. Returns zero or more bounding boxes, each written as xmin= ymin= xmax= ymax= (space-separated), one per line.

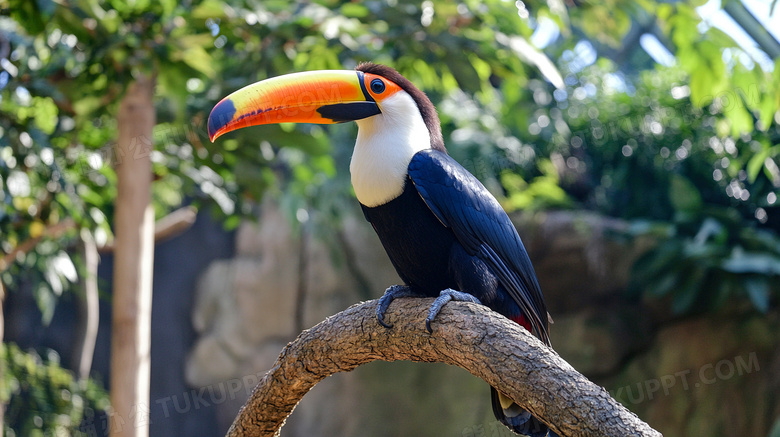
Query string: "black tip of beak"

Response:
xmin=208 ymin=99 xmax=237 ymax=141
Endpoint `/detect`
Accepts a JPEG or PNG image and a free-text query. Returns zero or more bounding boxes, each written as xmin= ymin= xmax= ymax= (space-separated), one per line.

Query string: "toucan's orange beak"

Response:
xmin=208 ymin=70 xmax=388 ymax=142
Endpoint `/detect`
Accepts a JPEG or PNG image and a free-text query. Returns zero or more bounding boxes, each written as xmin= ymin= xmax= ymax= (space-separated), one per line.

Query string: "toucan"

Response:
xmin=208 ymin=63 xmax=553 ymax=437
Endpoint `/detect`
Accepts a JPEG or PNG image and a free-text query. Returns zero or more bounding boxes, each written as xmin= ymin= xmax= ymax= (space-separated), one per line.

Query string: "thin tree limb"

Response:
xmin=1 ymin=206 xmax=197 ymax=273
xmin=226 ymin=298 xmax=662 ymax=437
xmin=99 ymin=205 xmax=198 ymax=254
xmin=72 ymin=229 xmax=100 ymax=382
xmin=0 ymin=219 xmax=75 ymax=272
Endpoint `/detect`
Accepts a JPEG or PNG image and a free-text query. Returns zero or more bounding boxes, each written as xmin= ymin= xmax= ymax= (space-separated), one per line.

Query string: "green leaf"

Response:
xmin=159 ymin=0 xmax=177 ymax=17
xmin=224 ymin=214 xmax=241 ymax=230
xmin=32 ymin=97 xmax=59 ymax=135
xmin=178 ymin=46 xmax=216 ymax=78
xmin=77 ymin=185 xmax=107 ymax=207
xmin=747 ymin=146 xmax=770 ymax=183
xmin=649 ymin=271 xmax=680 ymax=298
xmin=743 ymin=277 xmax=769 ymax=313
xmin=683 ymin=42 xmax=728 ymax=107
xmin=759 ymin=94 xmax=778 ymax=130
xmin=632 ymin=240 xmax=684 ymax=284
xmin=626 ymin=220 xmax=674 ymax=238
xmin=721 ymin=250 xmax=780 ymax=275
xmin=693 ymin=217 xmax=725 ymax=246
xmin=723 ymin=100 xmax=754 ymax=137
xmin=444 ymin=57 xmax=483 ymax=94
xmin=340 ymin=3 xmax=369 ymax=18
xmin=710 ymin=276 xmax=732 ymax=309
xmin=34 ymin=283 xmax=57 ymax=325
xmin=191 ymin=0 xmax=225 ymax=19
xmin=671 ymin=267 xmax=705 ymax=314
xmin=176 ymin=34 xmax=215 ymax=49
xmin=73 ymin=96 xmax=103 ymax=116
xmin=9 ymin=0 xmax=51 ymax=35
xmin=669 ymin=174 xmax=703 ymax=213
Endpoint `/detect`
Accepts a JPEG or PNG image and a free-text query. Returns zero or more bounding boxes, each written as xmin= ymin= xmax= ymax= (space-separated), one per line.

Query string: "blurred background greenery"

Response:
xmin=1 ymin=0 xmax=779 ymax=436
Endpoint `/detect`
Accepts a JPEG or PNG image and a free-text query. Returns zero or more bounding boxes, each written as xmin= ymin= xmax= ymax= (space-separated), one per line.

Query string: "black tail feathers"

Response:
xmin=490 ymin=387 xmax=554 ymax=437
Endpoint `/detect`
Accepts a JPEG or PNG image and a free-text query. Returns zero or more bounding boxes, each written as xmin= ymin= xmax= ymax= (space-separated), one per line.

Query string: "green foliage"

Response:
xmin=0 ymin=0 xmax=252 ymax=316
xmin=628 ymin=212 xmax=780 ymax=315
xmin=520 ymin=61 xmax=780 ymax=314
xmin=0 ymin=19 xmax=114 ymax=318
xmin=500 ymin=161 xmax=572 ymax=211
xmin=1 ymin=343 xmax=110 ymax=437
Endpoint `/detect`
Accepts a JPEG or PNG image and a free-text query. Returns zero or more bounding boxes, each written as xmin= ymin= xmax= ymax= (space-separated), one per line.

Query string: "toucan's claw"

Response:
xmin=426 ymin=289 xmax=482 ymax=333
xmin=376 ymin=284 xmax=415 ymax=328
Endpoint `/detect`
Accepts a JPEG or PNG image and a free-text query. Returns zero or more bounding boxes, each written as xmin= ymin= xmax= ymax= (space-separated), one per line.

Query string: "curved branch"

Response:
xmin=227 ymin=299 xmax=661 ymax=437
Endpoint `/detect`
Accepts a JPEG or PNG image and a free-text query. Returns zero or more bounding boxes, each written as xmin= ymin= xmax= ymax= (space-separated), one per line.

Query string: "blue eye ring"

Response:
xmin=370 ymin=78 xmax=386 ymax=94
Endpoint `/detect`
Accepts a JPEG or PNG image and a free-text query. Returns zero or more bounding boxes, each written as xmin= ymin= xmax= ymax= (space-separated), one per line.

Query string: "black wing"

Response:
xmin=408 ymin=149 xmax=550 ymax=345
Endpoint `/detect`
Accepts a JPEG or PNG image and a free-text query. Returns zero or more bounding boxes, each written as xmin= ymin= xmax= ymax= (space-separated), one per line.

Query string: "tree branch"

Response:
xmin=0 ymin=219 xmax=76 ymax=272
xmin=0 ymin=205 xmax=197 ymax=272
xmin=226 ymin=298 xmax=662 ymax=437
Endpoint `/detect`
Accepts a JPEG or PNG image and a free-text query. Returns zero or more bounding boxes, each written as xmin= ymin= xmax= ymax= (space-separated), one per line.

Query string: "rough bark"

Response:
xmin=110 ymin=75 xmax=156 ymax=436
xmin=226 ymin=299 xmax=662 ymax=437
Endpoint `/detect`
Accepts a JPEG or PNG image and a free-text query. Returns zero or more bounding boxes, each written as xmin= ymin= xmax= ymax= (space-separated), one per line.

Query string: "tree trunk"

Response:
xmin=110 ymin=75 xmax=156 ymax=436
xmin=226 ymin=299 xmax=662 ymax=437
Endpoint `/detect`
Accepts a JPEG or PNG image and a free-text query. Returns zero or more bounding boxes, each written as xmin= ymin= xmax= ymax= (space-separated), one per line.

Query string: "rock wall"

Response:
xmin=187 ymin=202 xmax=780 ymax=437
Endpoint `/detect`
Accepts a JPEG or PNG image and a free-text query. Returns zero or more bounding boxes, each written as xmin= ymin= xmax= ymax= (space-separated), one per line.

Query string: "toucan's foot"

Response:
xmin=426 ymin=289 xmax=481 ymax=333
xmin=376 ymin=285 xmax=415 ymax=328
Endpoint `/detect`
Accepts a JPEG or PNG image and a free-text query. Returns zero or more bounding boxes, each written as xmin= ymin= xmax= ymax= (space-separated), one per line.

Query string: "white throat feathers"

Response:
xmin=350 ymin=91 xmax=431 ymax=207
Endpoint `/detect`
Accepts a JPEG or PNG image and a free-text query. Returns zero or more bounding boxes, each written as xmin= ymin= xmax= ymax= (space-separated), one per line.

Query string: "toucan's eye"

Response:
xmin=370 ymin=79 xmax=386 ymax=94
